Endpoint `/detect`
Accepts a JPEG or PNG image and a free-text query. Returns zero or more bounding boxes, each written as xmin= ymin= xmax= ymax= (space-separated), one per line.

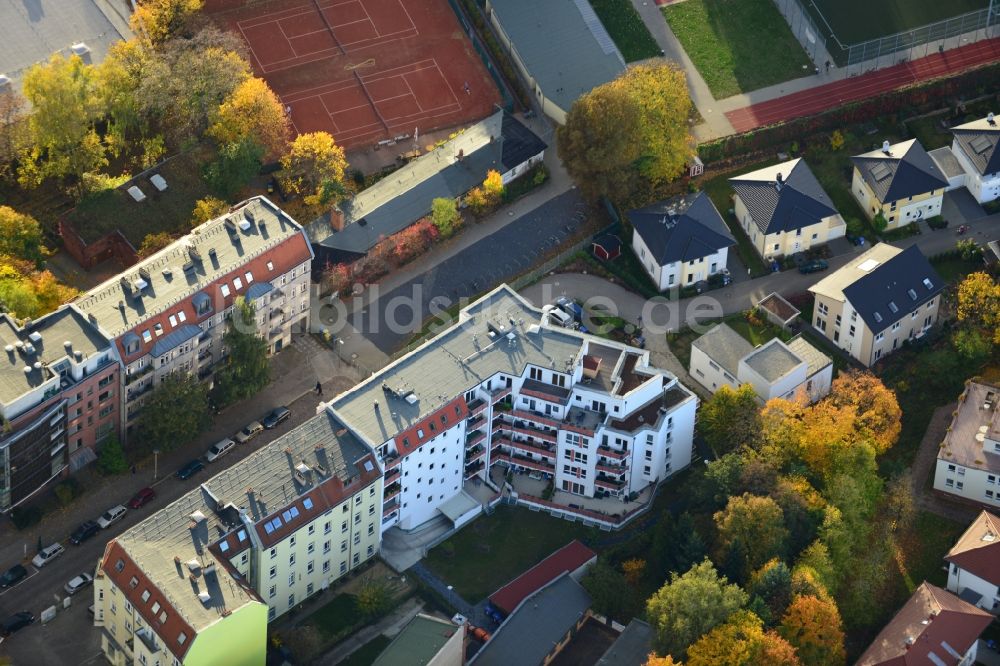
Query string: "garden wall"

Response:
xmin=59 ymin=218 xmax=137 ymax=270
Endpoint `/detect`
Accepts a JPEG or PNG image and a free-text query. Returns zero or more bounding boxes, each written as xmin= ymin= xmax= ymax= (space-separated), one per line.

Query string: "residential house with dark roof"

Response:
xmin=0 ymin=307 xmax=119 ymax=512
xmin=933 ymin=382 xmax=1000 ymax=512
xmin=94 ymin=410 xmax=382 ymax=665
xmin=484 ymin=0 xmax=626 ymax=123
xmin=856 ymin=582 xmax=992 ymax=666
xmin=628 ymin=191 xmax=735 ymax=291
xmin=950 ymin=113 xmax=1000 ymax=203
xmin=471 ymin=573 xmax=593 ymax=666
xmin=488 ymin=540 xmax=596 ymax=616
xmin=730 ymin=158 xmax=845 ymax=260
xmin=304 ymin=110 xmax=546 ymax=267
xmin=808 ymin=243 xmax=942 ymax=367
xmin=73 ymin=196 xmax=314 ymax=442
xmin=945 ymin=510 xmax=1000 ymax=612
xmin=851 ymin=139 xmax=948 ymax=228
xmin=689 ymin=323 xmax=832 ymax=404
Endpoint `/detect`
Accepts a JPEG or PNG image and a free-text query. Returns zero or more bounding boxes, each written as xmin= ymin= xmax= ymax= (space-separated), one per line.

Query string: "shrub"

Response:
xmin=926 ymin=215 xmax=948 ymax=230
xmin=829 ymin=130 xmax=845 ymax=151
xmin=11 ymin=505 xmax=42 ymax=530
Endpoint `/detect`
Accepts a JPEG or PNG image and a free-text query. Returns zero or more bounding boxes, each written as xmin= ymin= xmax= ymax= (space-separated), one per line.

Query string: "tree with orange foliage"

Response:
xmin=825 ymin=370 xmax=901 ymax=454
xmin=779 ymin=594 xmax=846 ymax=666
xmin=209 ymin=77 xmax=289 ymax=157
xmin=130 ymin=0 xmax=202 ymax=47
xmin=622 ymin=558 xmax=646 ymax=587
xmin=686 ymin=611 xmax=800 ymax=666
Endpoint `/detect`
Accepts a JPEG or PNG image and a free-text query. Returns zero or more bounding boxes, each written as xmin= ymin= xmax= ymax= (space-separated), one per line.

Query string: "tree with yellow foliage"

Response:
xmin=825 ymin=370 xmax=901 ymax=454
xmin=622 ymin=558 xmax=646 ymax=587
xmin=280 ymin=132 xmax=348 ymax=206
xmin=686 ymin=611 xmax=800 ymax=666
xmin=130 ymin=0 xmax=203 ymax=47
xmin=0 ymin=256 xmax=77 ymax=319
xmin=0 ymin=206 xmax=46 ymax=266
xmin=482 ymin=169 xmax=505 ymax=205
xmin=645 ymin=655 xmax=681 ymax=666
xmin=209 ymin=78 xmax=289 ymax=157
xmin=191 ymin=196 xmax=229 ymax=226
xmin=957 ymin=271 xmax=1000 ymax=344
xmin=779 ymin=595 xmax=846 ymax=666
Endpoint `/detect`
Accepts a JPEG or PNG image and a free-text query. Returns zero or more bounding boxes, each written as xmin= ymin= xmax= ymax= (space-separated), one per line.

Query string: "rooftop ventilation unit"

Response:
xmin=28 ymin=331 xmax=42 ymax=343
xmin=881 ymin=140 xmax=892 ymax=155
xmin=238 ymin=218 xmax=252 ymax=232
xmin=127 ymin=186 xmax=146 ymax=202
xmin=989 ymin=112 xmax=996 ymax=126
xmin=150 ymin=174 xmax=168 ymax=192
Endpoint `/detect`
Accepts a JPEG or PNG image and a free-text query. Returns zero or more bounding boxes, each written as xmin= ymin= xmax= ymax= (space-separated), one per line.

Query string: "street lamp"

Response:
xmin=153 ymin=449 xmax=160 ymax=480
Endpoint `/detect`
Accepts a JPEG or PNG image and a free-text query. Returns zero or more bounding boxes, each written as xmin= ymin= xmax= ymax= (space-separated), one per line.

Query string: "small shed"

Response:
xmin=591 ymin=234 xmax=621 ymax=261
xmin=755 ymin=292 xmax=800 ymax=330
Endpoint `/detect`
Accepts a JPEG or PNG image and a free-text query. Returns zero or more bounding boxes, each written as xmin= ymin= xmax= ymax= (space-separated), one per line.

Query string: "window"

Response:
xmin=307 ymin=561 xmax=314 ymax=574
xmin=875 ymin=332 xmax=884 ymax=342
xmin=269 ymin=566 xmax=276 ymax=579
xmin=946 ymin=478 xmax=954 ymax=488
xmin=245 ymin=271 xmax=254 ymax=284
xmin=221 ymin=284 xmax=230 ymax=298
xmin=288 ymin=573 xmax=295 ymax=586
xmin=817 ymin=303 xmax=829 ymax=316
xmin=142 ymin=330 xmax=152 ymax=343
xmin=307 ymin=542 xmax=315 ymax=554
xmin=323 ymin=560 xmax=330 ymax=573
xmin=288 ymin=594 xmax=295 ymax=608
xmin=178 ymin=633 xmax=187 ymax=646
xmin=324 ymin=541 xmax=331 ymax=553
xmin=268 ymin=608 xmax=276 ymax=621
xmin=340 ymin=561 xmax=348 ymax=574
xmin=269 ymin=585 xmax=276 ymax=599
xmin=234 ymin=277 xmax=243 ymax=290
xmin=289 ymin=553 xmax=296 ymax=566
xmin=270 ymin=548 xmax=277 ymax=559
xmin=303 ymin=498 xmax=314 ymax=510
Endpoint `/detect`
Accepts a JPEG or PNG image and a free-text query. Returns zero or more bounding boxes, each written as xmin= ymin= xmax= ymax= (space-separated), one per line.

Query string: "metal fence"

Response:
xmin=775 ymin=0 xmax=1000 ymax=75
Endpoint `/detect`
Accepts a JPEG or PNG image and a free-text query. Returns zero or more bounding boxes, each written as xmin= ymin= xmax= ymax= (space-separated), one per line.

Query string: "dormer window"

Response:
xmin=245 ymin=271 xmax=254 ymax=284
xmin=153 ymin=323 xmax=163 ymax=337
xmin=142 ymin=330 xmax=152 ymax=343
xmin=234 ymin=277 xmax=243 ymax=290
xmin=221 ymin=284 xmax=231 ymax=298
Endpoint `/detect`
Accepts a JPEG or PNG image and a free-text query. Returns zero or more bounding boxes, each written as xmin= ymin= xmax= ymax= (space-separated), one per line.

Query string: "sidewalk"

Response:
xmin=0 ymin=336 xmax=362 ymax=569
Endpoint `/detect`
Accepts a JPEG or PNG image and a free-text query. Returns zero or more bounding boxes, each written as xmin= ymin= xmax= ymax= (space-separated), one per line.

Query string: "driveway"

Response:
xmin=942 ymin=188 xmax=987 ymax=225
xmin=347 ymin=189 xmax=590 ymax=354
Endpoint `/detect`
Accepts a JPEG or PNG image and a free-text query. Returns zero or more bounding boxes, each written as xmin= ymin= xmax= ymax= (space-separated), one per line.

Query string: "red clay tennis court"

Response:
xmin=207 ymin=0 xmax=501 ymax=150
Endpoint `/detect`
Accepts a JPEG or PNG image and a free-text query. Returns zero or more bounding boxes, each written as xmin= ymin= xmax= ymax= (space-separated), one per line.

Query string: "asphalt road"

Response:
xmin=348 ymin=189 xmax=591 ymax=353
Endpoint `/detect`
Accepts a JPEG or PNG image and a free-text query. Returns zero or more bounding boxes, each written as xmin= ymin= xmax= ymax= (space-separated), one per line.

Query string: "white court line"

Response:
xmin=281 ymin=59 xmax=436 ymax=100
xmin=393 ymin=0 xmax=419 ymax=37
xmin=428 ymin=58 xmax=461 ymax=106
xmin=403 ymin=77 xmax=422 ymax=112
xmin=0 ymin=567 xmax=39 ymax=597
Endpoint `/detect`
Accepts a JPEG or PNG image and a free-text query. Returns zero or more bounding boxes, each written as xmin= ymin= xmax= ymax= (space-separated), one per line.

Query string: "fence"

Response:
xmin=444 ymin=0 xmax=516 ymax=111
xmin=775 ymin=0 xmax=1000 ymax=75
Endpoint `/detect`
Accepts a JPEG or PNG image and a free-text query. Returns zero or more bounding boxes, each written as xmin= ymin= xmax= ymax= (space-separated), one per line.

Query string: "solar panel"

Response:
xmin=871 ymin=163 xmax=892 ymax=182
xmin=971 ymin=136 xmax=993 ymax=155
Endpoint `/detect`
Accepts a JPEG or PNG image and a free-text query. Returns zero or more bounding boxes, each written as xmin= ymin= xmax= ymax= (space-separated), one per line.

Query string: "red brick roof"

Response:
xmin=394 ymin=398 xmax=468 ymax=458
xmin=857 ymin=582 xmax=992 ymax=666
xmin=488 ymin=540 xmax=597 ymax=615
xmin=945 ymin=510 xmax=1000 ymax=586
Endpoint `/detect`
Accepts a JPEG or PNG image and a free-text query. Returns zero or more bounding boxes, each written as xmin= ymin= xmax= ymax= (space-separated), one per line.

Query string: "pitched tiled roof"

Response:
xmin=729 ymin=158 xmax=838 ymax=235
xmin=945 ymin=510 xmax=1000 ymax=586
xmin=857 ymin=582 xmax=992 ymax=666
xmin=851 ymin=139 xmax=948 ymax=204
xmin=628 ymin=192 xmax=734 ymax=265
xmin=840 ymin=244 xmax=943 ymax=335
xmin=951 ymin=115 xmax=1000 ymax=176
xmin=488 ymin=540 xmax=596 ymax=614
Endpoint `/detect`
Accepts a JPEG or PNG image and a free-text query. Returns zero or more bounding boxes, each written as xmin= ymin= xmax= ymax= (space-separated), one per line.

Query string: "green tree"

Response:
xmin=953 ymin=327 xmax=992 ymax=362
xmin=212 ymin=297 xmax=269 ymax=408
xmin=204 ymin=138 xmax=264 ymax=198
xmin=714 ymin=494 xmax=789 ymax=574
xmin=19 ymin=54 xmax=107 ymax=197
xmin=646 ymin=559 xmax=748 ymax=659
xmin=749 ymin=559 xmax=793 ymax=627
xmin=96 ymin=39 xmax=156 ymax=161
xmin=97 ymin=436 xmax=129 ymax=475
xmin=699 ymin=384 xmax=762 ymax=456
xmin=138 ymin=372 xmax=211 ymax=453
xmin=431 ymin=197 xmax=461 ymax=238
xmin=355 ymin=576 xmax=391 ymax=619
xmin=0 ymin=90 xmax=28 ymax=181
xmin=871 ymin=212 xmax=888 ymax=233
xmin=584 ymin=559 xmax=641 ymax=621
xmin=0 ymin=206 xmax=45 ymax=265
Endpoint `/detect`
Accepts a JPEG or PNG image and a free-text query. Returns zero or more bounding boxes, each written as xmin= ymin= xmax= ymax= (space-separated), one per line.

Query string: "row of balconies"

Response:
xmin=493 ymin=450 xmax=555 ymax=474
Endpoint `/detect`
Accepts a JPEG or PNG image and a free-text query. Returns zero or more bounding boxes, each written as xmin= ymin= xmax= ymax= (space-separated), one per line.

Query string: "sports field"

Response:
xmin=807 ymin=0 xmax=989 ymax=45
xmin=206 ymin=0 xmax=500 ymax=151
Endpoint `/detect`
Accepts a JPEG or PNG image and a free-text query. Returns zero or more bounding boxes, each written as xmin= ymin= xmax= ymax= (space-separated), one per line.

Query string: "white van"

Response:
xmin=543 ymin=305 xmax=575 ymax=328
xmin=32 ymin=542 xmax=65 ymax=568
xmin=205 ymin=438 xmax=236 ymax=463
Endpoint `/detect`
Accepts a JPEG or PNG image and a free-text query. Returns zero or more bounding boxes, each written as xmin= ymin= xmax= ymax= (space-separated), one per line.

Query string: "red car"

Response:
xmin=128 ymin=487 xmax=156 ymax=509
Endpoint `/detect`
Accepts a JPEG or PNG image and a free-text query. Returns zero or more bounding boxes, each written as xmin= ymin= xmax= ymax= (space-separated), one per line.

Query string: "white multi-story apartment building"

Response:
xmin=94 ymin=411 xmax=382 ymax=666
xmin=933 ymin=381 xmax=1000 ymax=508
xmin=945 ymin=510 xmax=1000 ymax=613
xmin=326 ymin=285 xmax=698 ymax=533
xmin=73 ymin=196 xmax=313 ymax=441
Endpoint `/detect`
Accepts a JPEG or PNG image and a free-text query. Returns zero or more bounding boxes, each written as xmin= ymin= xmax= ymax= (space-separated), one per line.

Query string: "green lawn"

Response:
xmin=807 ymin=0 xmax=988 ymax=48
xmin=895 ymin=511 xmax=965 ymax=593
xmin=589 ymin=0 xmax=662 ymax=62
xmin=341 ymin=635 xmax=392 ymax=666
xmin=310 ymin=593 xmax=360 ymax=641
xmin=930 ymin=256 xmax=984 ymax=284
xmin=666 ymin=312 xmax=791 ymax=368
xmin=663 ymin=0 xmax=812 ymax=98
xmin=424 ymin=505 xmax=599 ymax=602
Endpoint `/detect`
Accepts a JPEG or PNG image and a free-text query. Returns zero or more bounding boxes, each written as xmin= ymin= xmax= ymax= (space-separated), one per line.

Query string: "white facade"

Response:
xmin=948 ymin=562 xmax=1000 ymax=613
xmin=631 ymin=231 xmax=729 ymax=291
xmin=952 ymin=136 xmax=1000 ymax=203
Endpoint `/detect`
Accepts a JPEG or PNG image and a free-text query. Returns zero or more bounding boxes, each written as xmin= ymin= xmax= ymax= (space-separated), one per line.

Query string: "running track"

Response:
xmin=726 ymin=37 xmax=1000 ymax=133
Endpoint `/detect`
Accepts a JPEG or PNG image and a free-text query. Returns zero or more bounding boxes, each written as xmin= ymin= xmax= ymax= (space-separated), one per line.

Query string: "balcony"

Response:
xmin=466 ymin=431 xmax=486 ymax=449
xmin=384 ymin=454 xmax=401 ymax=469
xmin=493 ymin=451 xmax=555 ymax=474
xmin=467 ymin=413 xmax=486 ymax=430
xmin=508 ymin=409 xmax=561 ymax=429
xmin=597 ymin=446 xmax=628 ymax=460
xmin=467 ymin=398 xmax=487 ymax=418
xmin=383 ymin=498 xmax=400 ymax=517
xmin=464 ymin=460 xmax=485 ymax=479
xmin=596 ymin=476 xmax=625 ymax=491
xmin=490 ymin=386 xmax=511 ymax=404
xmin=385 ymin=467 xmax=400 ymax=484
xmin=596 ymin=461 xmax=626 ymax=475
xmin=124 ymin=365 xmax=152 ymax=386
xmin=520 ymin=378 xmax=571 ymax=404
xmin=197 ymin=349 xmax=213 ymax=362
xmin=466 ymin=445 xmax=485 ymax=463
xmin=506 ymin=439 xmax=554 ymax=458
xmin=510 ymin=424 xmax=557 ymax=444
xmin=384 ymin=482 xmax=401 ymax=500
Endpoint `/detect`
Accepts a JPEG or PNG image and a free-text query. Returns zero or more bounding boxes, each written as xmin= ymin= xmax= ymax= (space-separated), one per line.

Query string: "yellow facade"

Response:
xmin=850 ymin=167 xmax=943 ymax=228
xmin=733 ymin=195 xmax=844 ymax=259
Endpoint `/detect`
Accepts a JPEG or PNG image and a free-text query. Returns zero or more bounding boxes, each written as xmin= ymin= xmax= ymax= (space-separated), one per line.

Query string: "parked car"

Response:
xmin=69 ymin=520 xmax=100 ymax=545
xmin=542 ymin=304 xmax=575 ymax=329
xmin=64 ymin=572 xmax=94 ymax=596
xmin=175 ymin=459 xmax=204 ymax=480
xmin=262 ymin=407 xmax=291 ymax=429
xmin=205 ymin=438 xmax=236 ymax=463
xmin=0 ymin=611 xmax=34 ymax=637
xmin=555 ymin=297 xmax=583 ymax=323
xmin=235 ymin=421 xmax=264 ymax=444
xmin=0 ymin=564 xmax=27 ymax=588
xmin=31 ymin=543 xmax=65 ymax=568
xmin=97 ymin=505 xmax=128 ymax=529
xmin=128 ymin=487 xmax=156 ymax=509
xmin=798 ymin=259 xmax=829 ymax=274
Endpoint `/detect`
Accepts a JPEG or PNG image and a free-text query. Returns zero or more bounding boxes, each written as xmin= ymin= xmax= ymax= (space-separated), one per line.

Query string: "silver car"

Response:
xmin=64 ymin=572 xmax=94 ymax=595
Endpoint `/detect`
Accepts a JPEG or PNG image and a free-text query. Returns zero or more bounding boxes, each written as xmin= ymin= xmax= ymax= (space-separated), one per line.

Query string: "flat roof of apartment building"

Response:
xmin=939 ymin=381 xmax=1000 ymax=473
xmin=102 ymin=410 xmax=378 ymax=661
xmin=329 ymin=285 xmax=693 ymax=448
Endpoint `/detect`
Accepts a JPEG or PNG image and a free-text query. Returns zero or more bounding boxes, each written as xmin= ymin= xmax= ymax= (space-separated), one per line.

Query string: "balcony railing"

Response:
xmin=597 ymin=446 xmax=628 ymax=460
xmin=124 ymin=365 xmax=153 ymax=386
xmin=384 ymin=482 xmax=401 ymax=500
xmin=466 ymin=446 xmax=485 ymax=463
xmin=467 ymin=398 xmax=487 ymax=418
xmin=385 ymin=467 xmax=401 ymax=484
xmin=383 ymin=500 xmax=400 ymax=517
xmin=464 ymin=460 xmax=485 ymax=479
xmin=596 ymin=462 xmax=626 ymax=475
xmin=596 ymin=476 xmax=625 ymax=490
xmin=466 ymin=431 xmax=486 ymax=449
xmin=384 ymin=454 xmax=401 ymax=469
xmin=510 ymin=424 xmax=557 ymax=444
xmin=505 ymin=439 xmax=554 ymax=458
xmin=493 ymin=451 xmax=555 ymax=474
xmin=490 ymin=386 xmax=512 ymax=404
xmin=508 ymin=409 xmax=561 ymax=429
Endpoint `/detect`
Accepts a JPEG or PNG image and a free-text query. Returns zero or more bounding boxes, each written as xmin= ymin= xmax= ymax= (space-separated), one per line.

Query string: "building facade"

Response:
xmin=0 ymin=308 xmax=119 ymax=512
xmin=933 ymin=381 xmax=1000 ymax=509
xmin=326 ymin=286 xmax=698 ymax=534
xmin=950 ymin=114 xmax=1000 ymax=204
xmin=945 ymin=510 xmax=1000 ymax=613
xmin=94 ymin=411 xmax=382 ymax=665
xmin=73 ymin=196 xmax=313 ymax=441
xmin=851 ymin=139 xmax=948 ymax=228
xmin=808 ymin=244 xmax=942 ymax=367
xmin=730 ymin=158 xmax=845 ymax=260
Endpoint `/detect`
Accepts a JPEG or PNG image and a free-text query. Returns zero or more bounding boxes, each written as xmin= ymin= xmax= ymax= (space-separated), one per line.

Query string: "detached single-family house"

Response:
xmin=945 ymin=510 xmax=1000 ymax=613
xmin=808 ymin=243 xmax=942 ymax=367
xmin=730 ymin=158 xmax=845 ymax=261
xmin=857 ymin=582 xmax=992 ymax=666
xmin=689 ymin=323 xmax=833 ymax=404
xmin=851 ymin=139 xmax=948 ymax=227
xmin=933 ymin=381 xmax=1000 ymax=508
xmin=628 ymin=191 xmax=735 ymax=291
xmin=950 ymin=113 xmax=1000 ymax=204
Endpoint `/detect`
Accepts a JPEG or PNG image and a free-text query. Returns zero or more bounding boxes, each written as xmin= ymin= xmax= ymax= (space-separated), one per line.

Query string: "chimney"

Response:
xmin=329 ymin=208 xmax=345 ymax=232
xmin=64 ymin=341 xmax=72 ymax=354
xmin=989 ymin=111 xmax=996 ymax=126
xmin=775 ymin=172 xmax=783 ymax=191
xmin=882 ymin=140 xmax=892 ymax=155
